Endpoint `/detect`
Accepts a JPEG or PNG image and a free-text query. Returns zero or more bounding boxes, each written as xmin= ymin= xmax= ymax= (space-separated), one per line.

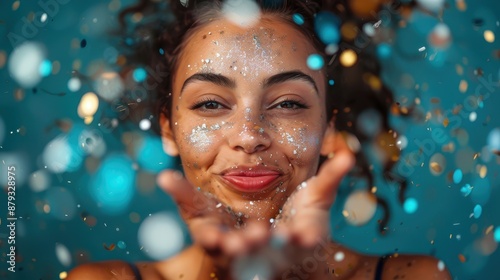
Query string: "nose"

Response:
xmin=228 ymin=114 xmax=271 ymax=154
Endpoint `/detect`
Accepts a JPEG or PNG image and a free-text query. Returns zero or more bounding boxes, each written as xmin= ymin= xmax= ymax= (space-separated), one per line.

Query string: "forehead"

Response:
xmin=175 ymin=15 xmax=320 ymax=79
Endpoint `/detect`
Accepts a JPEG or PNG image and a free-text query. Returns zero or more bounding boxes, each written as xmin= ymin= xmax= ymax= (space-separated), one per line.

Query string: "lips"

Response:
xmin=220 ymin=167 xmax=282 ymax=193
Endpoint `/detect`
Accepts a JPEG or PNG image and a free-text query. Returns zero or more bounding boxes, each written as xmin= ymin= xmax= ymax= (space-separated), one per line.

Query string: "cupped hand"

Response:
xmin=156 ymin=170 xmax=270 ymax=259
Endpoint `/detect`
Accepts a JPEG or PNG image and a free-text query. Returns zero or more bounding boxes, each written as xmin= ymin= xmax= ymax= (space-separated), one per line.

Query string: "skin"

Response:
xmin=68 ymin=14 xmax=452 ymax=280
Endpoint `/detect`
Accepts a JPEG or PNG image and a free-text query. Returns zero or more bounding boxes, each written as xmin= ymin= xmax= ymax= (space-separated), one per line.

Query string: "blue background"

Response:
xmin=1 ymin=0 xmax=499 ymax=279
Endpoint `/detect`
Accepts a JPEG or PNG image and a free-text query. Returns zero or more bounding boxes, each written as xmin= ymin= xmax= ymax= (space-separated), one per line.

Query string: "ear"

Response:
xmin=160 ymin=113 xmax=179 ymax=157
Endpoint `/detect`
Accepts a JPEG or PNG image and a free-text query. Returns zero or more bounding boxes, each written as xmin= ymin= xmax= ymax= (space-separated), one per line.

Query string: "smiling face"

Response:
xmin=161 ymin=14 xmax=334 ymax=221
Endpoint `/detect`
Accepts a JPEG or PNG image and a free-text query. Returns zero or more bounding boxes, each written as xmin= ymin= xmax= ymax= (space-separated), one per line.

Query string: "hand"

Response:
xmin=156 ymin=170 xmax=270 ymax=260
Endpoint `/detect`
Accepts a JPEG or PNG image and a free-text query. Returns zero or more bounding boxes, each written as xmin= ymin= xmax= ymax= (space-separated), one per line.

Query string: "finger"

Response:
xmin=222 ymin=231 xmax=246 ymax=256
xmin=309 ymin=150 xmax=355 ymax=207
xmin=243 ymin=220 xmax=270 ymax=250
xmin=156 ymin=170 xmax=213 ymax=214
xmin=189 ymin=217 xmax=222 ymax=250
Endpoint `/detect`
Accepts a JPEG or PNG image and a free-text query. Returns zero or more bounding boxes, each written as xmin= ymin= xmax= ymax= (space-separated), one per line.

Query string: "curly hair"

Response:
xmin=115 ymin=0 xmax=408 ymax=234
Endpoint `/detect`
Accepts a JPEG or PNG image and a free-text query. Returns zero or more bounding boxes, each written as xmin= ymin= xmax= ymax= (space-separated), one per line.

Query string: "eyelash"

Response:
xmin=189 ymin=98 xmax=226 ymax=111
xmin=273 ymin=98 xmax=309 ymax=110
xmin=189 ymin=98 xmax=309 ymax=111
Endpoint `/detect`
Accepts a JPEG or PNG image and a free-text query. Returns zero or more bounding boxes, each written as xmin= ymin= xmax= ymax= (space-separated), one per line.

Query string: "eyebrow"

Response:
xmin=180 ymin=73 xmax=236 ymax=93
xmin=263 ymin=71 xmax=319 ymax=94
xmin=180 ymin=70 xmax=318 ymax=94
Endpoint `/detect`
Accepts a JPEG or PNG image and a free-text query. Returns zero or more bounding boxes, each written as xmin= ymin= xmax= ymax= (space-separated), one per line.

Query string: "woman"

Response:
xmin=68 ymin=0 xmax=452 ymax=279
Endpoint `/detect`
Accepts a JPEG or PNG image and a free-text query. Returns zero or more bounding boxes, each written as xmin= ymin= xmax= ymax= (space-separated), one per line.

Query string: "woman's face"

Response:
xmin=163 ymin=15 xmax=332 ymax=221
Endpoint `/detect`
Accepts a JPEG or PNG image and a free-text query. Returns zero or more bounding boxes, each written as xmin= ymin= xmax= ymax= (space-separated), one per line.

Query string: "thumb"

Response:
xmin=310 ymin=150 xmax=355 ymax=208
xmin=157 ymin=170 xmax=211 ymax=215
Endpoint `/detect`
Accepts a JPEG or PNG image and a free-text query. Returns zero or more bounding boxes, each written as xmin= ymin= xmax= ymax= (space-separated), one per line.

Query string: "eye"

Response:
xmin=274 ymin=99 xmax=309 ymax=110
xmin=190 ymin=99 xmax=226 ymax=111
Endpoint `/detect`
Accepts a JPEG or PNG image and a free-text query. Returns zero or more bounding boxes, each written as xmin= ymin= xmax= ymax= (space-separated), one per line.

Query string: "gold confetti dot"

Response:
xmin=132 ymin=12 xmax=143 ymax=23
xmin=0 ymin=50 xmax=6 ymax=69
xmin=459 ymin=80 xmax=468 ymax=93
xmin=52 ymin=61 xmax=61 ymax=75
xmin=484 ymin=30 xmax=495 ymax=43
xmin=371 ymin=186 xmax=377 ymax=193
xmin=59 ymin=271 xmax=68 ymax=279
xmin=455 ymin=64 xmax=463 ymax=75
xmin=340 ymin=49 xmax=357 ymax=67
xmin=443 ymin=118 xmax=449 ymax=127
xmin=341 ymin=22 xmax=358 ymax=41
xmin=458 ymin=254 xmax=466 ymax=263
xmin=12 ymin=0 xmax=20 ymax=11
xmin=130 ymin=212 xmax=141 ymax=223
xmin=43 ymin=204 xmax=51 ymax=213
xmin=479 ymin=165 xmax=487 ymax=178
xmin=14 ymin=88 xmax=25 ymax=101
xmin=456 ymin=0 xmax=466 ymax=11
xmin=108 ymin=0 xmax=121 ymax=11
xmin=430 ymin=162 xmax=442 ymax=174
xmin=486 ymin=225 xmax=494 ymax=235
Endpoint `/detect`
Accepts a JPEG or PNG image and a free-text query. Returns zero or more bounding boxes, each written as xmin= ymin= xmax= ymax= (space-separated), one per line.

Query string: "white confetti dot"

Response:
xmin=138 ymin=212 xmax=184 ymax=260
xmin=8 ymin=42 xmax=46 ymax=88
xmin=139 ymin=119 xmax=151 ymax=131
xmin=55 ymin=243 xmax=72 ymax=267
xmin=222 ymin=0 xmax=261 ymax=28
xmin=68 ymin=77 xmax=81 ymax=92
xmin=437 ymin=260 xmax=445 ymax=271
xmin=469 ymin=112 xmax=477 ymax=122
xmin=334 ymin=251 xmax=345 ymax=262
xmin=29 ymin=169 xmax=51 ymax=192
xmin=41 ymin=13 xmax=47 ymax=23
xmin=343 ymin=191 xmax=377 ymax=226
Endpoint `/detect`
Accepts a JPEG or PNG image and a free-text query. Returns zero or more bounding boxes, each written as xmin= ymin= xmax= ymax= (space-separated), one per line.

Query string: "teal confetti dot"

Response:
xmin=117 ymin=241 xmax=126 ymax=249
xmin=329 ymin=79 xmax=335 ymax=86
xmin=314 ymin=12 xmax=340 ymax=44
xmin=293 ymin=13 xmax=304 ymax=25
xmin=460 ymin=184 xmax=472 ymax=197
xmin=453 ymin=169 xmax=463 ymax=184
xmin=377 ymin=43 xmax=392 ymax=59
xmin=473 ymin=204 xmax=482 ymax=219
xmin=133 ymin=68 xmax=147 ymax=82
xmin=404 ymin=198 xmax=418 ymax=214
xmin=39 ymin=60 xmax=52 ymax=77
xmin=307 ymin=54 xmax=324 ymax=70
xmin=159 ymin=48 xmax=165 ymax=55
xmin=494 ymin=227 xmax=500 ymax=243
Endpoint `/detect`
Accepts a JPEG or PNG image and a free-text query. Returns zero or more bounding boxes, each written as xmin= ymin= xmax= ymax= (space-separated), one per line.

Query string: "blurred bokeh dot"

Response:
xmin=8 ymin=42 xmax=46 ymax=88
xmin=233 ymin=255 xmax=273 ymax=280
xmin=117 ymin=241 xmax=126 ymax=249
xmin=138 ymin=212 xmax=184 ymax=260
xmin=307 ymin=54 xmax=324 ymax=70
xmin=404 ymin=198 xmax=418 ymax=214
xmin=473 ymin=204 xmax=482 ymax=219
xmin=68 ymin=77 xmax=82 ymax=92
xmin=453 ymin=169 xmax=463 ymax=184
xmin=429 ymin=153 xmax=446 ymax=175
xmin=293 ymin=13 xmax=304 ymax=25
xmin=222 ymin=0 xmax=261 ymax=28
xmin=343 ymin=191 xmax=377 ymax=226
xmin=29 ymin=170 xmax=51 ymax=192
xmin=55 ymin=243 xmax=72 ymax=267
xmin=416 ymin=0 xmax=445 ymax=12
xmin=314 ymin=11 xmax=340 ymax=45
xmin=139 ymin=119 xmax=151 ymax=131
xmin=494 ymin=227 xmax=500 ymax=243
xmin=487 ymin=128 xmax=500 ymax=154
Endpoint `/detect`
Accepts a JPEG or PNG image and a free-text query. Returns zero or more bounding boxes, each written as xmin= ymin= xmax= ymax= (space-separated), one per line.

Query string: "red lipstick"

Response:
xmin=220 ymin=166 xmax=281 ymax=193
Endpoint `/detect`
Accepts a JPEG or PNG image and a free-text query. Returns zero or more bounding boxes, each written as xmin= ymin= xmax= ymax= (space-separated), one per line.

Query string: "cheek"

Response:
xmin=176 ymin=121 xmax=231 ymax=156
